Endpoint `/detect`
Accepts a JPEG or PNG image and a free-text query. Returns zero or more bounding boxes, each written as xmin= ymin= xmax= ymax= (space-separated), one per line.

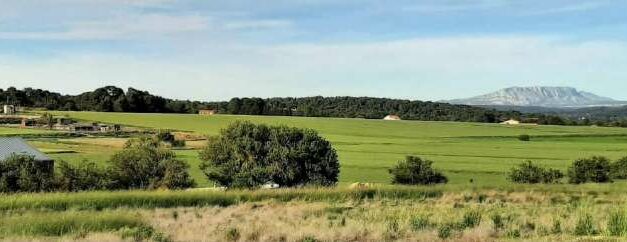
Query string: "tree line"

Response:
xmin=0 ymin=86 xmax=210 ymax=114
xmin=1 ymin=86 xmax=620 ymax=126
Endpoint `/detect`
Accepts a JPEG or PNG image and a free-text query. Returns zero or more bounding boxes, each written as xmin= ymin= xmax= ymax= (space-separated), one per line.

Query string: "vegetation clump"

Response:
xmin=389 ymin=156 xmax=448 ymax=185
xmin=0 ymin=154 xmax=55 ymax=193
xmin=109 ymin=137 xmax=195 ymax=190
xmin=573 ymin=213 xmax=598 ymax=236
xmin=199 ymin=121 xmax=339 ymax=189
xmin=610 ymin=157 xmax=627 ymax=179
xmin=568 ymin=156 xmax=612 ymax=184
xmin=508 ymin=161 xmax=564 ymax=184
xmin=56 ymin=160 xmax=110 ymax=192
xmin=518 ymin=134 xmax=531 ymax=141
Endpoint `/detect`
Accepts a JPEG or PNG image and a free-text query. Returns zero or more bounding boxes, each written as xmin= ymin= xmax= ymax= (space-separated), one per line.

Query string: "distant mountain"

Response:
xmin=446 ymin=86 xmax=627 ymax=108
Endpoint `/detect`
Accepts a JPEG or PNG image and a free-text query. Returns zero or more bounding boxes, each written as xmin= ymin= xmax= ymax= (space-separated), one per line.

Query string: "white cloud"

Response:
xmin=223 ymin=19 xmax=292 ymax=30
xmin=1 ymin=36 xmax=627 ymax=100
xmin=0 ymin=14 xmax=209 ymax=40
xmin=521 ymin=1 xmax=609 ymax=15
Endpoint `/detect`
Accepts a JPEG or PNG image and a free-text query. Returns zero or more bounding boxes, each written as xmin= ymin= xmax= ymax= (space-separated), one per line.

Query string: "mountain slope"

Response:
xmin=446 ymin=86 xmax=626 ymax=108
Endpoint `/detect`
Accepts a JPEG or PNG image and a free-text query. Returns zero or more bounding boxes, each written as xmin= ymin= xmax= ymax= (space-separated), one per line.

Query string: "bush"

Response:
xmin=508 ymin=161 xmax=563 ymax=184
xmin=108 ymin=138 xmax=194 ymax=190
xmin=199 ymin=121 xmax=340 ymax=189
xmin=518 ymin=134 xmax=531 ymax=142
xmin=0 ymin=155 xmax=55 ymax=193
xmin=460 ymin=210 xmax=482 ymax=229
xmin=568 ymin=156 xmax=612 ymax=184
xmin=410 ymin=215 xmax=430 ymax=231
xmin=389 ymin=156 xmax=447 ymax=185
xmin=156 ymin=130 xmax=185 ymax=147
xmin=573 ymin=213 xmax=598 ymax=236
xmin=56 ymin=160 xmax=111 ymax=192
xmin=437 ymin=223 xmax=454 ymax=239
xmin=611 ymin=157 xmax=627 ymax=179
xmin=608 ymin=211 xmax=627 ymax=236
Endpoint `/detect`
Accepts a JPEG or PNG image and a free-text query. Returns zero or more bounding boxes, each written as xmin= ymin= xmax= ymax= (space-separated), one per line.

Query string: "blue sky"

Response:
xmin=1 ymin=0 xmax=627 ymax=101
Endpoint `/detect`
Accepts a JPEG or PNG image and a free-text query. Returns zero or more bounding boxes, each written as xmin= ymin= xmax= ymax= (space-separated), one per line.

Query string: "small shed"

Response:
xmin=3 ymin=105 xmax=15 ymax=115
xmin=383 ymin=115 xmax=401 ymax=121
xmin=0 ymin=137 xmax=54 ymax=171
xmin=501 ymin=119 xmax=521 ymax=125
xmin=198 ymin=109 xmax=216 ymax=116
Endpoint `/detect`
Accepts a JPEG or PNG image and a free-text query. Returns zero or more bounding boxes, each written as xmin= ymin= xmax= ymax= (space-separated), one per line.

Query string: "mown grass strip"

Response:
xmin=0 ymin=187 xmax=443 ymax=211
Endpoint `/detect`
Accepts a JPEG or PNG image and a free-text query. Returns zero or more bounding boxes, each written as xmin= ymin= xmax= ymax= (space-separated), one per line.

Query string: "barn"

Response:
xmin=0 ymin=137 xmax=54 ymax=171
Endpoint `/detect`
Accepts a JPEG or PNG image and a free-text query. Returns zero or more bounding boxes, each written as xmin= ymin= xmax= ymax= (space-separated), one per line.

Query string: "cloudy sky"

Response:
xmin=1 ymin=0 xmax=626 ymax=101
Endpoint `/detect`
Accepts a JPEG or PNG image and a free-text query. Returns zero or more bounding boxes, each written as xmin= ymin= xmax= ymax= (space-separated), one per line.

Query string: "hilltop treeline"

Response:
xmin=0 ymin=86 xmax=208 ymax=113
xmin=0 ymin=85 xmax=607 ymax=125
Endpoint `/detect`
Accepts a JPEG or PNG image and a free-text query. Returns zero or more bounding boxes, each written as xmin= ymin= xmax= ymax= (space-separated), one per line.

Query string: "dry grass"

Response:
xmin=4 ymin=189 xmax=627 ymax=241
xmin=141 ymin=190 xmax=627 ymax=242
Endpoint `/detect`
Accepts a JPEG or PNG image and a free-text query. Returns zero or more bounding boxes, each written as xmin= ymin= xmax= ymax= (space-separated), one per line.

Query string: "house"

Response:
xmin=383 ymin=115 xmax=401 ymax=121
xmin=501 ymin=119 xmax=521 ymax=125
xmin=0 ymin=137 xmax=54 ymax=172
xmin=198 ymin=109 xmax=216 ymax=116
xmin=3 ymin=105 xmax=15 ymax=115
xmin=67 ymin=123 xmax=121 ymax=133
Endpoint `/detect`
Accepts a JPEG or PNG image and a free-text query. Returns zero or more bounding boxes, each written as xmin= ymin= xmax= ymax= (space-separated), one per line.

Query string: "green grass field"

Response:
xmin=44 ymin=111 xmax=627 ymax=187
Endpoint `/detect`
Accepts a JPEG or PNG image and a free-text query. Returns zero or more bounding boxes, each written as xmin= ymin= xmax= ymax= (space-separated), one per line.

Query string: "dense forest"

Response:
xmin=1 ymin=86 xmax=625 ymax=126
xmin=0 ymin=86 xmax=208 ymax=113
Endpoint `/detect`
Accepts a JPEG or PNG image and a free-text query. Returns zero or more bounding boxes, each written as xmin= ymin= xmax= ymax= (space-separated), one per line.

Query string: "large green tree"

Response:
xmin=199 ymin=121 xmax=340 ymax=188
xmin=108 ymin=137 xmax=195 ymax=189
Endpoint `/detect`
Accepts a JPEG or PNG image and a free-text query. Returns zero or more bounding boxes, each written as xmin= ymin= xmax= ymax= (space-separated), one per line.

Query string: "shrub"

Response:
xmin=460 ymin=210 xmax=482 ymax=229
xmin=156 ymin=130 xmax=176 ymax=143
xmin=518 ymin=134 xmax=531 ymax=142
xmin=508 ymin=161 xmax=563 ymax=184
xmin=119 ymin=226 xmax=156 ymax=242
xmin=574 ymin=213 xmax=598 ymax=236
xmin=199 ymin=121 xmax=340 ymax=189
xmin=0 ymin=155 xmax=55 ymax=193
xmin=491 ymin=214 xmax=504 ymax=231
xmin=611 ymin=157 xmax=627 ymax=179
xmin=608 ymin=211 xmax=627 ymax=236
xmin=410 ymin=215 xmax=430 ymax=231
xmin=437 ymin=223 xmax=454 ymax=239
xmin=109 ymin=138 xmax=194 ymax=190
xmin=225 ymin=227 xmax=240 ymax=242
xmin=156 ymin=131 xmax=185 ymax=148
xmin=56 ymin=160 xmax=110 ymax=192
xmin=568 ymin=156 xmax=612 ymax=184
xmin=389 ymin=156 xmax=447 ymax=185
xmin=551 ymin=219 xmax=562 ymax=234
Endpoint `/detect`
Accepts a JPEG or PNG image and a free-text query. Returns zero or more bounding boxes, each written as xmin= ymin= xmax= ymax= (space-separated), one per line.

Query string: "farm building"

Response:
xmin=66 ymin=123 xmax=121 ymax=133
xmin=0 ymin=137 xmax=54 ymax=171
xmin=383 ymin=115 xmax=401 ymax=121
xmin=3 ymin=105 xmax=15 ymax=115
xmin=501 ymin=119 xmax=521 ymax=125
xmin=198 ymin=109 xmax=216 ymax=116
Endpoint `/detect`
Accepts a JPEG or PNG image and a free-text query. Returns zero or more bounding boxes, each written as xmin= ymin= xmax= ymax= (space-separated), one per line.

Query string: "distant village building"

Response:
xmin=67 ymin=123 xmax=121 ymax=133
xmin=3 ymin=105 xmax=15 ymax=115
xmin=501 ymin=119 xmax=521 ymax=125
xmin=20 ymin=118 xmax=37 ymax=128
xmin=0 ymin=137 xmax=54 ymax=171
xmin=383 ymin=115 xmax=401 ymax=121
xmin=198 ymin=109 xmax=216 ymax=116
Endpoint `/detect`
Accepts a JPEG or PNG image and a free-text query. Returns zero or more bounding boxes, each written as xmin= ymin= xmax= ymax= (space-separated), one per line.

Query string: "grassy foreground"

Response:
xmin=2 ymin=186 xmax=627 ymax=241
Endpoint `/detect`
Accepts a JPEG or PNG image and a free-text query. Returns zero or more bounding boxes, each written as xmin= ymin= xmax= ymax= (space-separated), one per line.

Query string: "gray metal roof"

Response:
xmin=0 ymin=137 xmax=52 ymax=161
